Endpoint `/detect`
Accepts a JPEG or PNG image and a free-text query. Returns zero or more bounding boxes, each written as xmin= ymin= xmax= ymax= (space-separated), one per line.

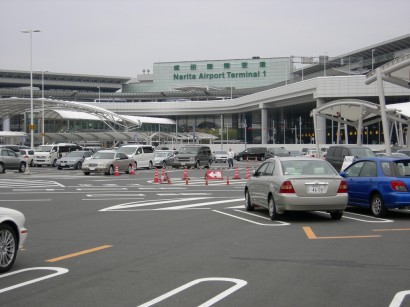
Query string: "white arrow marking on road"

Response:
xmin=99 ymin=197 xmax=211 ymax=212
xmin=159 ymin=198 xmax=243 ymax=210
xmin=389 ymin=290 xmax=410 ymax=307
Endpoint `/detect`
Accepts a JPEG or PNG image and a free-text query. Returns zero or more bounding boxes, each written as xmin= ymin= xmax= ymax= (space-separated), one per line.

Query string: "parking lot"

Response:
xmin=1 ymin=161 xmax=410 ymax=307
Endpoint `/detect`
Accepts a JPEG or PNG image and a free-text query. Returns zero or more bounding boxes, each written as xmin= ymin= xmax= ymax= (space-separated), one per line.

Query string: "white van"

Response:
xmin=116 ymin=145 xmax=155 ymax=169
xmin=33 ymin=143 xmax=82 ymax=167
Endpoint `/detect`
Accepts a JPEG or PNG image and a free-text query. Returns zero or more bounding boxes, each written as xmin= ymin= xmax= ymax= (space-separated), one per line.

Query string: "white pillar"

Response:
xmin=2 ymin=117 xmax=10 ymax=131
xmin=316 ymin=98 xmax=326 ymax=144
xmin=376 ymin=68 xmax=392 ymax=155
xmin=261 ymin=107 xmax=268 ymax=144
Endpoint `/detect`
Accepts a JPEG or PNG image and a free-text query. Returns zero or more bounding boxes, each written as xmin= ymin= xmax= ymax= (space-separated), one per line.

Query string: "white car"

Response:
xmin=0 ymin=207 xmax=28 ymax=273
xmin=19 ymin=148 xmax=35 ymax=166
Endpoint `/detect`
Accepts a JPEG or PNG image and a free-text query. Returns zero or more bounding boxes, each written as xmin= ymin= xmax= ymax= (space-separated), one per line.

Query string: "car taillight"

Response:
xmin=24 ymin=155 xmax=29 ymax=159
xmin=390 ymin=180 xmax=408 ymax=192
xmin=337 ymin=180 xmax=348 ymax=193
xmin=279 ymin=181 xmax=295 ymax=193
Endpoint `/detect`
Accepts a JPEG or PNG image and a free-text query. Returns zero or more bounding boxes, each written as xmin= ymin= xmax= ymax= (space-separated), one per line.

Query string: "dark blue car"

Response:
xmin=340 ymin=157 xmax=410 ymax=217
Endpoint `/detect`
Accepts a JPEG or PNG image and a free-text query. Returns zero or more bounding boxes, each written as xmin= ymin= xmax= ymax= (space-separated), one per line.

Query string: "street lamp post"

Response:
xmin=41 ymin=70 xmax=48 ymax=145
xmin=21 ymin=29 xmax=41 ymax=149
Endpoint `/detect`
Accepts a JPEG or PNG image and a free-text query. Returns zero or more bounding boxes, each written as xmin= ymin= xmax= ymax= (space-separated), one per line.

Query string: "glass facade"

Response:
xmin=123 ymin=57 xmax=290 ymax=92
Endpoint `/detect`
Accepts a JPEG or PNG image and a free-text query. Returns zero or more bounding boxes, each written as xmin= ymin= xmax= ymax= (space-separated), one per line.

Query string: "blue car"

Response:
xmin=340 ymin=157 xmax=410 ymax=217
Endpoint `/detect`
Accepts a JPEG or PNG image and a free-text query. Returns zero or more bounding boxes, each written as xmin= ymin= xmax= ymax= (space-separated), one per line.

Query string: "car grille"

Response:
xmin=177 ymin=157 xmax=191 ymax=162
xmin=88 ymin=163 xmax=98 ymax=167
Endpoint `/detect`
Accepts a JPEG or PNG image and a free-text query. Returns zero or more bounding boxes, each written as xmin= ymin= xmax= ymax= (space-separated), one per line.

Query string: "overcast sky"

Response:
xmin=1 ymin=0 xmax=409 ymax=77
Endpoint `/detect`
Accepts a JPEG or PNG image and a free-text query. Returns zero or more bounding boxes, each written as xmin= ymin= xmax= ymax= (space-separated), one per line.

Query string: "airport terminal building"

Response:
xmin=0 ymin=34 xmax=409 ymax=146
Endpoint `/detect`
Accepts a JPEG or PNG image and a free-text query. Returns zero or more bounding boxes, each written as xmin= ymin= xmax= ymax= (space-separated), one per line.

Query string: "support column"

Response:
xmin=261 ymin=106 xmax=268 ymax=144
xmin=2 ymin=117 xmax=10 ymax=131
xmin=316 ymin=98 xmax=326 ymax=144
xmin=376 ymin=68 xmax=391 ymax=155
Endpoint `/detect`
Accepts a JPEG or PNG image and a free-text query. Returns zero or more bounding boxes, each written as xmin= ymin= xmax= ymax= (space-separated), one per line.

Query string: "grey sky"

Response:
xmin=1 ymin=0 xmax=409 ymax=77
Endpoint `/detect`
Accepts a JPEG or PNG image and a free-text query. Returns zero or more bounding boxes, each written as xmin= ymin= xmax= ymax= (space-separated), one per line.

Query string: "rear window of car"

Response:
xmin=282 ymin=160 xmax=338 ymax=176
xmin=349 ymin=148 xmax=375 ymax=157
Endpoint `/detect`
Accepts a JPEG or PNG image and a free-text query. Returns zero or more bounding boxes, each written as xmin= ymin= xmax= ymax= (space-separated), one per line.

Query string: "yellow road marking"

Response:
xmin=46 ymin=245 xmax=112 ymax=263
xmin=373 ymin=228 xmax=410 ymax=232
xmin=302 ymin=226 xmax=381 ymax=240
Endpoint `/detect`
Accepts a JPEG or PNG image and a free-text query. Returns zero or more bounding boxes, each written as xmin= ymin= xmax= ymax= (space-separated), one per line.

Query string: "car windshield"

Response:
xmin=36 ymin=145 xmax=53 ymax=152
xmin=281 ymin=160 xmax=338 ymax=176
xmin=117 ymin=147 xmax=136 ymax=155
xmin=215 ymin=151 xmax=227 ymax=155
xmin=92 ymin=152 xmax=115 ymax=159
xmin=350 ymin=148 xmax=375 ymax=157
xmin=65 ymin=151 xmax=84 ymax=158
xmin=179 ymin=147 xmax=199 ymax=154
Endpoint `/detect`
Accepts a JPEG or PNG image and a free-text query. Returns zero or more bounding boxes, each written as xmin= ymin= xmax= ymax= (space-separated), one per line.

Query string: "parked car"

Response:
xmin=212 ymin=150 xmax=229 ymax=163
xmin=0 ymin=148 xmax=27 ymax=173
xmin=116 ymin=145 xmax=155 ymax=169
xmin=19 ymin=149 xmax=35 ymax=166
xmin=0 ymin=207 xmax=28 ymax=273
xmin=325 ymin=145 xmax=375 ymax=171
xmin=235 ymin=147 xmax=267 ymax=161
xmin=304 ymin=149 xmax=324 ymax=158
xmin=244 ymin=157 xmax=348 ymax=220
xmin=289 ymin=150 xmax=303 ymax=157
xmin=56 ymin=150 xmax=94 ymax=170
xmin=81 ymin=150 xmax=134 ymax=175
xmin=33 ymin=143 xmax=82 ymax=167
xmin=266 ymin=147 xmax=290 ymax=157
xmin=173 ymin=145 xmax=213 ymax=169
xmin=396 ymin=149 xmax=410 ymax=157
xmin=340 ymin=156 xmax=410 ymax=217
xmin=154 ymin=150 xmax=176 ymax=168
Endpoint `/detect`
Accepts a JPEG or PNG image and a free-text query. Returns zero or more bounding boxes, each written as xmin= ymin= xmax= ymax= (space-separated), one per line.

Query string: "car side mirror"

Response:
xmin=339 ymin=171 xmax=346 ymax=178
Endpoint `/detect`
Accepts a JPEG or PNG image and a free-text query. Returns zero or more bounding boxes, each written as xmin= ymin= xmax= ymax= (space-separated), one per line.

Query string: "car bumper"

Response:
xmin=274 ymin=194 xmax=348 ymax=212
xmin=19 ymin=227 xmax=28 ymax=249
xmin=82 ymin=167 xmax=109 ymax=174
xmin=57 ymin=163 xmax=76 ymax=169
xmin=384 ymin=193 xmax=410 ymax=209
xmin=172 ymin=162 xmax=195 ymax=167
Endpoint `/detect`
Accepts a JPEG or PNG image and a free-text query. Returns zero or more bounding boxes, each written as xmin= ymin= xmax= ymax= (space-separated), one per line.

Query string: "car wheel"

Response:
xmin=75 ymin=162 xmax=82 ymax=170
xmin=162 ymin=161 xmax=167 ymax=168
xmin=57 ymin=167 xmax=62 ymax=170
xmin=370 ymin=194 xmax=387 ymax=217
xmin=37 ymin=165 xmax=42 ymax=167
xmin=0 ymin=163 xmax=4 ymax=173
xmin=106 ymin=165 xmax=114 ymax=175
xmin=0 ymin=224 xmax=18 ymax=273
xmin=52 ymin=159 xmax=57 ymax=167
xmin=194 ymin=161 xmax=200 ymax=169
xmin=245 ymin=190 xmax=254 ymax=211
xmin=83 ymin=172 xmax=90 ymax=176
xmin=18 ymin=162 xmax=26 ymax=173
xmin=30 ymin=160 xmax=34 ymax=167
xmin=268 ymin=196 xmax=277 ymax=220
xmin=330 ymin=210 xmax=343 ymax=220
xmin=148 ymin=161 xmax=153 ymax=170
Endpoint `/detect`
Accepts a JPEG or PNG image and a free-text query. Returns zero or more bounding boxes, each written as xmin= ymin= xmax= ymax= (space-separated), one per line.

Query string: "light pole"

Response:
xmin=41 ymin=70 xmax=48 ymax=145
xmin=21 ymin=29 xmax=41 ymax=149
xmin=371 ymin=49 xmax=375 ymax=71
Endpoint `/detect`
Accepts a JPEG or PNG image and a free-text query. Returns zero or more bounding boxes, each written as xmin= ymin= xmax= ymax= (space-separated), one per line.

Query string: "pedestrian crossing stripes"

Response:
xmin=0 ymin=179 xmax=65 ymax=188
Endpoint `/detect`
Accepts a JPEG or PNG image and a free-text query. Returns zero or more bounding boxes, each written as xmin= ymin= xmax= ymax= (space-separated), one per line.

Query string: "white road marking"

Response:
xmin=0 ymin=199 xmax=51 ymax=202
xmin=214 ymin=209 xmax=290 ymax=226
xmin=160 ymin=198 xmax=243 ymax=210
xmin=389 ymin=290 xmax=410 ymax=307
xmin=0 ymin=267 xmax=68 ymax=294
xmin=100 ymin=197 xmax=211 ymax=212
xmin=138 ymin=277 xmax=247 ymax=307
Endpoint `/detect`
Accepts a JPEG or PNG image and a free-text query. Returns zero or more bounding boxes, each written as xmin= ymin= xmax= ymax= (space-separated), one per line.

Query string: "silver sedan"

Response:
xmin=81 ymin=150 xmax=134 ymax=175
xmin=245 ymin=157 xmax=348 ymax=220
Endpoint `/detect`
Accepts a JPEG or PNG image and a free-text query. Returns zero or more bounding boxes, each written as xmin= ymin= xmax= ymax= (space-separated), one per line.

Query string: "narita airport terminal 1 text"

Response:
xmin=173 ymin=70 xmax=267 ymax=81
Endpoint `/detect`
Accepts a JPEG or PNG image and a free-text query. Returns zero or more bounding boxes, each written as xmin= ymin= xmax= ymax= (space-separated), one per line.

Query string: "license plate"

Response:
xmin=90 ymin=167 xmax=96 ymax=171
xmin=307 ymin=186 xmax=325 ymax=193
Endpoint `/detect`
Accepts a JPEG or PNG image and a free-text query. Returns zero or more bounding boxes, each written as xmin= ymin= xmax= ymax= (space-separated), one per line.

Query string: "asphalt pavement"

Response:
xmin=1 ymin=161 xmax=410 ymax=307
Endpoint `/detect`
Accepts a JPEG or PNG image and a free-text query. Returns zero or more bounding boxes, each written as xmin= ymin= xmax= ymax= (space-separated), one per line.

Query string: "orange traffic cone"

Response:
xmin=233 ymin=167 xmax=241 ymax=179
xmin=246 ymin=156 xmax=249 ymax=163
xmin=246 ymin=167 xmax=250 ymax=179
xmin=130 ymin=163 xmax=135 ymax=175
xmin=226 ymin=176 xmax=230 ymax=185
xmin=167 ymin=174 xmax=171 ymax=184
xmin=185 ymin=177 xmax=189 ymax=185
xmin=205 ymin=177 xmax=208 ymax=186
xmin=182 ymin=166 xmax=189 ymax=180
xmin=153 ymin=168 xmax=159 ymax=183
xmin=114 ymin=163 xmax=120 ymax=176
